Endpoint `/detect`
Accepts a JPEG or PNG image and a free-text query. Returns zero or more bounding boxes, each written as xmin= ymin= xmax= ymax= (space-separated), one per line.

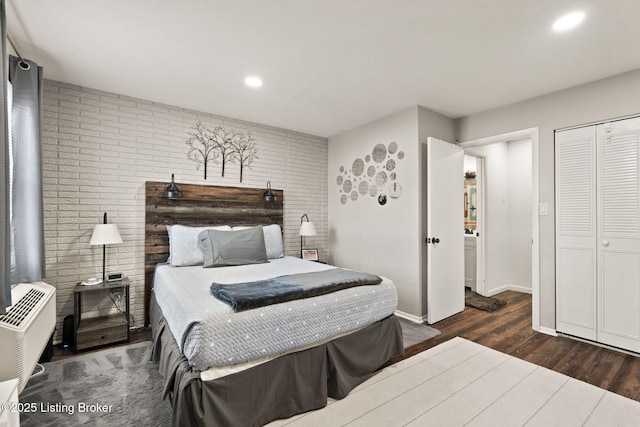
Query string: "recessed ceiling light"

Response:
xmin=553 ymin=11 xmax=585 ymax=32
xmin=245 ymin=76 xmax=263 ymax=88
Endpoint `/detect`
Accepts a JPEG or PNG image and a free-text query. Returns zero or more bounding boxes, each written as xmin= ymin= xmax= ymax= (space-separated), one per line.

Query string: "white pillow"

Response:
xmin=232 ymin=224 xmax=284 ymax=259
xmin=167 ymin=225 xmax=232 ymax=267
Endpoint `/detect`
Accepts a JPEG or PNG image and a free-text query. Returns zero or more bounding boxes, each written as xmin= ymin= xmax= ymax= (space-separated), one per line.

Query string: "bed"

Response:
xmin=145 ymin=182 xmax=404 ymax=426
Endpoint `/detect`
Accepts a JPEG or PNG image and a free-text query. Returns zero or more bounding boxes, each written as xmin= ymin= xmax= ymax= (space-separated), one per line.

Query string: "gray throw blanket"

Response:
xmin=210 ymin=268 xmax=382 ymax=312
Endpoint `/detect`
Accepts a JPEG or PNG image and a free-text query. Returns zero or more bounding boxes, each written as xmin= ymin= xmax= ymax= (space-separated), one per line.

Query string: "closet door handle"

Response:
xmin=602 ymin=240 xmax=610 ymax=247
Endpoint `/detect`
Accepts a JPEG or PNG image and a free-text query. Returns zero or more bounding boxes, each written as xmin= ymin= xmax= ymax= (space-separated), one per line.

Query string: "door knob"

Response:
xmin=432 ymin=237 xmax=440 ymax=244
xmin=602 ymin=240 xmax=610 ymax=247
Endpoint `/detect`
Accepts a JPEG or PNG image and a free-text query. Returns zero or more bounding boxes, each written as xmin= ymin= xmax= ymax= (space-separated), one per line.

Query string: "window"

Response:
xmin=7 ymin=81 xmax=14 ymax=272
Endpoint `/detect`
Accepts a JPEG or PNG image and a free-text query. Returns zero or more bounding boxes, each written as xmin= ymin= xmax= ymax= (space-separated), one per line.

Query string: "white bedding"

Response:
xmin=153 ymin=256 xmax=398 ymax=372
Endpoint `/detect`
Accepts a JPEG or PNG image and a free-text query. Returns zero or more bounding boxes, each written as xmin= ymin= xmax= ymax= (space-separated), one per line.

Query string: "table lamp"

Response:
xmin=90 ymin=212 xmax=123 ymax=282
xmin=299 ymin=213 xmax=317 ymax=257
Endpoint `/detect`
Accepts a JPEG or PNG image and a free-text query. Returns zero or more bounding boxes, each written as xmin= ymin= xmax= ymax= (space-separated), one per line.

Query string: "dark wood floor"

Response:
xmin=391 ymin=290 xmax=640 ymax=402
xmin=55 ymin=291 xmax=640 ymax=402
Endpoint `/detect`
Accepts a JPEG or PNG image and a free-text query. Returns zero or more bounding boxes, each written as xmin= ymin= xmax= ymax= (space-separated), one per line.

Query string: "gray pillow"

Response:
xmin=167 ymin=225 xmax=232 ymax=267
xmin=199 ymin=226 xmax=268 ymax=268
xmin=232 ymin=224 xmax=284 ymax=259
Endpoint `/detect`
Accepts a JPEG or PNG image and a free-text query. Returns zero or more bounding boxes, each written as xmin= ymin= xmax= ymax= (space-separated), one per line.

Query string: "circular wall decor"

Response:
xmin=352 ymin=158 xmax=365 ymax=176
xmin=389 ymin=183 xmax=403 ymax=199
xmin=388 ymin=141 xmax=398 ymax=154
xmin=372 ymin=144 xmax=387 ymax=163
xmin=358 ymin=180 xmax=369 ymax=195
xmin=336 ymin=141 xmax=404 ymax=206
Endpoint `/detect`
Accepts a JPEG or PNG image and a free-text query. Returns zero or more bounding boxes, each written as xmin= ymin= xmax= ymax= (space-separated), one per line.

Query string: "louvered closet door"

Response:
xmin=555 ymin=126 xmax=597 ymax=340
xmin=596 ymin=117 xmax=640 ymax=352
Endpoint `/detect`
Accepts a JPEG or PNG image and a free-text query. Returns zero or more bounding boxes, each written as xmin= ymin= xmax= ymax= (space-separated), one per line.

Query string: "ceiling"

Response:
xmin=7 ymin=1 xmax=640 ymax=138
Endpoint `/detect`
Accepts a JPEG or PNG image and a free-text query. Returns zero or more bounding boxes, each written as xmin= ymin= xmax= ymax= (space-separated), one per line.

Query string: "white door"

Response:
xmin=555 ymin=126 xmax=597 ymax=340
xmin=556 ymin=116 xmax=640 ymax=353
xmin=596 ymin=117 xmax=640 ymax=352
xmin=426 ymin=137 xmax=464 ymax=324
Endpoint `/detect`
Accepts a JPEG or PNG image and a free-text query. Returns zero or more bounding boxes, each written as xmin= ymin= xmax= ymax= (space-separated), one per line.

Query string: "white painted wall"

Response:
xmin=507 ymin=139 xmax=532 ymax=292
xmin=456 ymin=68 xmax=640 ymax=329
xmin=329 ymin=106 xmax=455 ymax=319
xmin=467 ymin=140 xmax=532 ymax=294
xmin=329 ymin=107 xmax=421 ymax=317
xmin=472 ymin=143 xmax=510 ymax=291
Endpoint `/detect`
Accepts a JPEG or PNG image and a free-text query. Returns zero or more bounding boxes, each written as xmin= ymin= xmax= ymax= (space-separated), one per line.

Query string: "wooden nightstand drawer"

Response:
xmin=73 ymin=278 xmax=130 ymax=351
xmin=76 ymin=314 xmax=128 ymax=350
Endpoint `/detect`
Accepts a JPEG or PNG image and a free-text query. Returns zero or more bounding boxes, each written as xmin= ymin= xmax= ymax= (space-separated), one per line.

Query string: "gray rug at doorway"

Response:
xmin=398 ymin=317 xmax=441 ymax=348
xmin=465 ymin=288 xmax=507 ymax=312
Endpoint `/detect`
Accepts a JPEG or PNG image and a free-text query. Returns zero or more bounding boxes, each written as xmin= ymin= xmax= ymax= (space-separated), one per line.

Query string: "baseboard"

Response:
xmin=537 ymin=326 xmax=558 ymax=337
xmin=394 ymin=310 xmax=427 ymax=324
xmin=486 ymin=284 xmax=532 ymax=296
xmin=507 ymin=285 xmax=532 ymax=295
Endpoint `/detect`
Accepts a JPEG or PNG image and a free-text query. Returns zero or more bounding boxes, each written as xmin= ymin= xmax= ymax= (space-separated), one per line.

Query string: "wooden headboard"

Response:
xmin=144 ymin=181 xmax=284 ymax=325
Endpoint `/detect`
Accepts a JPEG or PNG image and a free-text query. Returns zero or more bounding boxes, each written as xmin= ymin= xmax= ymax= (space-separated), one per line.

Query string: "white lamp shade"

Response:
xmin=90 ymin=224 xmax=123 ymax=245
xmin=299 ymin=221 xmax=317 ymax=237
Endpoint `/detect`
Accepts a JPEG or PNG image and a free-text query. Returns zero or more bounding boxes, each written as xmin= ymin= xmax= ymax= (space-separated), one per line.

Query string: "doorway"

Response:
xmin=459 ymin=128 xmax=541 ymax=332
xmin=463 ymin=153 xmax=481 ymax=293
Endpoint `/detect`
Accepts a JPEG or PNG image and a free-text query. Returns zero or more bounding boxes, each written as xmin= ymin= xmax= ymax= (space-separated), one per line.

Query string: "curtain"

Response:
xmin=0 ymin=0 xmax=9 ymax=314
xmin=9 ymin=55 xmax=45 ymax=284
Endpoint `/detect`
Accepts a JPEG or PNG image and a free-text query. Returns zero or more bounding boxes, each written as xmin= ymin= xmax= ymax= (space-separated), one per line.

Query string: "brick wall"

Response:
xmin=41 ymin=80 xmax=328 ymax=341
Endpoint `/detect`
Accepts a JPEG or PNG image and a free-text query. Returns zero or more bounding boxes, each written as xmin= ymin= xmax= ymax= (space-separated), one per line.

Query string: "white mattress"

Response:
xmin=153 ymin=256 xmax=398 ymax=372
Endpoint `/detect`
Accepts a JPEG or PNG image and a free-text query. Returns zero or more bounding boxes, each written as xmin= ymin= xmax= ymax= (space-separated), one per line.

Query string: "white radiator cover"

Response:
xmin=0 ymin=282 xmax=56 ymax=393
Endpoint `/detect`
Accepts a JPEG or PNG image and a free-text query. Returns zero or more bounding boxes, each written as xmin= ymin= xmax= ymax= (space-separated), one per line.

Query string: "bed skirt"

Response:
xmin=150 ymin=292 xmax=404 ymax=427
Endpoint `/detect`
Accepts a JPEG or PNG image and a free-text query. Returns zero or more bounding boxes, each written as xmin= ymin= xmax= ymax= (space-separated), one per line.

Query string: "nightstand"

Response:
xmin=73 ymin=278 xmax=130 ymax=351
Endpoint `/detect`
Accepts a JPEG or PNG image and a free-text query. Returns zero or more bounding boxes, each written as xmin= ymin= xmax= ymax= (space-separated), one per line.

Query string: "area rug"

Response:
xmin=271 ymin=337 xmax=640 ymax=426
xmin=398 ymin=317 xmax=441 ymax=348
xmin=19 ymin=341 xmax=171 ymax=427
xmin=19 ymin=318 xmax=438 ymax=426
xmin=465 ymin=288 xmax=506 ymax=312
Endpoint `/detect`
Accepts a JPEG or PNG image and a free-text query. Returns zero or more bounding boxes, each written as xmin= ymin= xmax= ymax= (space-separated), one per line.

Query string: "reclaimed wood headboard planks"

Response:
xmin=144 ymin=181 xmax=284 ymax=325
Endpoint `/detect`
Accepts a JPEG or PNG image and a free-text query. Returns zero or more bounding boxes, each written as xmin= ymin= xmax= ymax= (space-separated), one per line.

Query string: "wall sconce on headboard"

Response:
xmin=263 ymin=181 xmax=276 ymax=202
xmin=163 ymin=174 xmax=183 ymax=198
